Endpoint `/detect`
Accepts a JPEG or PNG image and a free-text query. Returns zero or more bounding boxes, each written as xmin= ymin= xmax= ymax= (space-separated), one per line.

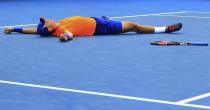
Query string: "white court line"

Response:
xmin=0 ymin=11 xmax=208 ymax=29
xmin=0 ymin=24 xmax=37 ymax=29
xmin=151 ymin=15 xmax=210 ymax=19
xmin=110 ymin=11 xmax=187 ymax=19
xmin=0 ymin=11 xmax=186 ymax=29
xmin=0 ymin=80 xmax=210 ymax=109
xmin=177 ymin=93 xmax=210 ymax=104
xmin=185 ymin=11 xmax=210 ymax=14
xmin=1 ymin=13 xmax=208 ymax=29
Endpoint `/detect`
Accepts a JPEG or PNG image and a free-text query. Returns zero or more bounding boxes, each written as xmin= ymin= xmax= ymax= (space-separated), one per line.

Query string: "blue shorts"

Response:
xmin=92 ymin=17 xmax=122 ymax=35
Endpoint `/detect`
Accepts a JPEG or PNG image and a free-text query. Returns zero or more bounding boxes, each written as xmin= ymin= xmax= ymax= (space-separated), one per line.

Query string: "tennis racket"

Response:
xmin=151 ymin=41 xmax=208 ymax=46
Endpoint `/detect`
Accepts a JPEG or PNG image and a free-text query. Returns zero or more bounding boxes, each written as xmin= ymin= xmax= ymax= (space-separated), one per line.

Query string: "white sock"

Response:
xmin=154 ymin=27 xmax=166 ymax=33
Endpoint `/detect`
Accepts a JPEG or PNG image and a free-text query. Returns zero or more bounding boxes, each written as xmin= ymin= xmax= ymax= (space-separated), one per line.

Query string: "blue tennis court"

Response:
xmin=0 ymin=0 xmax=210 ymax=110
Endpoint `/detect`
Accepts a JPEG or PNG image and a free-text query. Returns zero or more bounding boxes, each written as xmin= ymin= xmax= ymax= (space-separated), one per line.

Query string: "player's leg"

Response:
xmin=121 ymin=21 xmax=182 ymax=34
xmin=121 ymin=21 xmax=155 ymax=34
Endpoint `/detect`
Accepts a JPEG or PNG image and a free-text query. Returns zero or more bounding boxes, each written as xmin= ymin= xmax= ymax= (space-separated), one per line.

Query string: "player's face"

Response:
xmin=45 ymin=19 xmax=57 ymax=32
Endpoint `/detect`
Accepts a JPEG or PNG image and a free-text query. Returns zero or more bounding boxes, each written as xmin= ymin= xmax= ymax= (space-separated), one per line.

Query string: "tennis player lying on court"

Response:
xmin=4 ymin=16 xmax=182 ymax=42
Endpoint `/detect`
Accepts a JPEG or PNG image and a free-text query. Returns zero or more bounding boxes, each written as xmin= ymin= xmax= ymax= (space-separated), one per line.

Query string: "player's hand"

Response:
xmin=4 ymin=27 xmax=14 ymax=34
xmin=59 ymin=34 xmax=71 ymax=42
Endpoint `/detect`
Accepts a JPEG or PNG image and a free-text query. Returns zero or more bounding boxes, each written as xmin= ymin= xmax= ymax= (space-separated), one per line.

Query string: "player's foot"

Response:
xmin=165 ymin=23 xmax=182 ymax=33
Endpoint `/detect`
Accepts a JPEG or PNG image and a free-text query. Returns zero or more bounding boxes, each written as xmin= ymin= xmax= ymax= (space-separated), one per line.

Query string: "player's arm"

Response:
xmin=4 ymin=27 xmax=37 ymax=34
xmin=59 ymin=29 xmax=74 ymax=42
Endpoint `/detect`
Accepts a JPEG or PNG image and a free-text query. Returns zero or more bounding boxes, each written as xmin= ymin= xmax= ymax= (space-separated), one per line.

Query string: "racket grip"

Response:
xmin=190 ymin=42 xmax=208 ymax=46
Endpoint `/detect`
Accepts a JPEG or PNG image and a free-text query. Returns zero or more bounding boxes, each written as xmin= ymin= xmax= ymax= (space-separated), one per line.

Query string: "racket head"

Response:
xmin=150 ymin=41 xmax=180 ymax=46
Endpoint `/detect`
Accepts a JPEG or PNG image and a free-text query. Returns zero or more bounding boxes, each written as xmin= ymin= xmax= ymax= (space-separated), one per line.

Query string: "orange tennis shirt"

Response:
xmin=52 ymin=16 xmax=96 ymax=37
